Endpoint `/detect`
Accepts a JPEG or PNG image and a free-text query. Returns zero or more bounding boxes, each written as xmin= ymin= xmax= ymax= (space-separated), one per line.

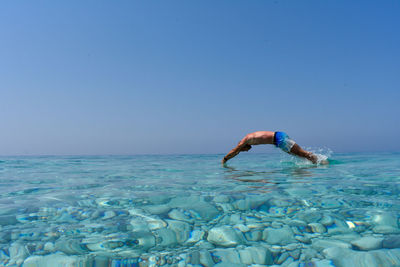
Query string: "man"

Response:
xmin=222 ymin=131 xmax=324 ymax=164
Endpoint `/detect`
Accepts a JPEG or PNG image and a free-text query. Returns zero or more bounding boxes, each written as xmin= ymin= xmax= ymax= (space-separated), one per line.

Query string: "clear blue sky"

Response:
xmin=1 ymin=1 xmax=399 ymax=155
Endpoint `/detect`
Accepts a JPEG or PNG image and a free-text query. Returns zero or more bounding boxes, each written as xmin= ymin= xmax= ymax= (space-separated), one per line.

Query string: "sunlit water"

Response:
xmin=0 ymin=152 xmax=400 ymax=266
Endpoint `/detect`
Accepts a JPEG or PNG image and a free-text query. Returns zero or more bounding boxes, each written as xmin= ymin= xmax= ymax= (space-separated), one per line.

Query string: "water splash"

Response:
xmin=310 ymin=147 xmax=333 ymax=165
xmin=280 ymin=147 xmax=333 ymax=166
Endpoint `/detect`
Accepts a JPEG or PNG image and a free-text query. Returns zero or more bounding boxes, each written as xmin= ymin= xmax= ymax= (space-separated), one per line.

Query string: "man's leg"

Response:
xmin=289 ymin=144 xmax=318 ymax=164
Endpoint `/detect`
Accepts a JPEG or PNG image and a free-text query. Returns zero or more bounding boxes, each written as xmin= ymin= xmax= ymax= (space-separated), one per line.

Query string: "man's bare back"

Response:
xmin=244 ymin=131 xmax=275 ymax=145
xmin=222 ymin=131 xmax=326 ymax=164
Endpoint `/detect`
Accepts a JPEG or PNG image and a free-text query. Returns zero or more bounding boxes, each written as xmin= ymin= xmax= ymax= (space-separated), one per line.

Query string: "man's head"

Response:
xmin=241 ymin=144 xmax=252 ymax=152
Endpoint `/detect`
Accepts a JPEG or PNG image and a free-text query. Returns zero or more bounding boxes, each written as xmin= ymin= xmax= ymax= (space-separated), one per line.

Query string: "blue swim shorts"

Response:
xmin=274 ymin=131 xmax=296 ymax=153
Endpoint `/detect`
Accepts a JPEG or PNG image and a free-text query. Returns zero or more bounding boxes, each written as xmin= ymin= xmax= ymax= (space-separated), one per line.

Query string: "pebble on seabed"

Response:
xmin=350 ymin=236 xmax=383 ymax=251
xmin=207 ymin=226 xmax=245 ymax=247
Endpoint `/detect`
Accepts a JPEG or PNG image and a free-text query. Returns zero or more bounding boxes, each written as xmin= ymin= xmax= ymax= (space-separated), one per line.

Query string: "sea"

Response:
xmin=0 ymin=152 xmax=399 ymax=267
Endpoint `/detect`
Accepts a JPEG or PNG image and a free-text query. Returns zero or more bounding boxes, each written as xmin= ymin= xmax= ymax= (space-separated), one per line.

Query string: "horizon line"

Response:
xmin=0 ymin=150 xmax=399 ymax=157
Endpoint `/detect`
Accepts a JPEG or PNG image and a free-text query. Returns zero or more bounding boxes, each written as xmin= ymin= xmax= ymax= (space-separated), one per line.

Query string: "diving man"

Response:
xmin=222 ymin=131 xmax=326 ymax=164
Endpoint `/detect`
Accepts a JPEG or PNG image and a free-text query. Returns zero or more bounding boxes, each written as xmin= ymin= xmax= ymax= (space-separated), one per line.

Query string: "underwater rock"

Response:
xmin=168 ymin=209 xmax=193 ymax=222
xmin=90 ymin=210 xmax=102 ymax=220
xmin=281 ymin=256 xmax=295 ymax=266
xmin=240 ymin=246 xmax=273 ymax=265
xmin=55 ymin=239 xmax=88 ymax=255
xmin=142 ymin=204 xmax=171 ymax=215
xmin=155 ymin=228 xmax=178 ymax=247
xmin=82 ymin=223 xmax=105 ymax=234
xmin=148 ymin=194 xmax=171 ymax=205
xmin=245 ymin=222 xmax=265 ymax=230
xmin=84 ymin=232 xmax=155 ymax=252
xmin=295 ymin=210 xmax=322 ymax=223
xmin=308 ymin=222 xmax=327 ymax=233
xmin=300 ymin=247 xmax=318 ymax=261
xmin=9 ymin=242 xmax=29 ymax=266
xmin=288 ymin=219 xmax=308 ymax=227
xmin=129 ymin=218 xmax=150 ymax=232
xmin=234 ymin=195 xmax=269 ymax=211
xmin=326 ymin=218 xmax=354 ymax=235
xmin=312 ymin=239 xmax=351 ymax=251
xmin=81 ymin=240 xmax=107 ymax=252
xmin=372 ymin=212 xmax=398 ymax=227
xmin=289 ymin=248 xmax=301 ymax=260
xmin=212 ymin=248 xmax=241 ymax=264
xmin=0 ymin=230 xmax=12 ymax=243
xmin=372 ymin=212 xmax=400 ymax=234
xmin=262 ymin=226 xmax=295 ymax=245
xmin=129 ymin=208 xmax=167 ymax=230
xmin=129 ymin=231 xmax=156 ymax=250
xmin=147 ymin=218 xmax=167 ymax=231
xmin=83 ymin=235 xmax=125 ymax=252
xmin=43 ymin=242 xmax=55 ymax=252
xmin=186 ymin=229 xmax=205 ymax=244
xmin=214 ymin=195 xmax=230 ymax=203
xmin=199 ymin=249 xmax=215 ymax=267
xmin=276 ymin=251 xmax=289 ymax=264
xmin=319 ymin=199 xmax=342 ymax=209
xmin=327 ymin=227 xmax=354 ymax=235
xmin=22 ymin=252 xmax=90 ymax=267
xmin=269 ymin=197 xmax=294 ymax=207
xmin=102 ymin=210 xmax=116 ymax=220
xmin=283 ymin=242 xmax=302 ymax=251
xmin=244 ymin=230 xmax=262 ymax=242
xmin=271 ymin=221 xmax=283 ymax=228
xmin=207 ymin=226 xmax=245 ymax=247
xmin=373 ymin=225 xmax=400 ymax=234
xmin=237 ymin=247 xmax=253 ymax=265
xmin=382 ymin=235 xmax=400 ymax=249
xmin=130 ymin=217 xmax=167 ymax=232
xmin=0 ymin=248 xmax=9 ymax=265
xmin=166 ymin=219 xmax=191 ymax=244
xmin=234 ymin=223 xmax=250 ymax=233
xmin=351 ymin=236 xmax=383 ymax=251
xmin=229 ymin=213 xmax=245 ymax=225
xmin=334 ymin=233 xmax=361 ymax=242
xmin=167 ymin=196 xmax=220 ymax=221
xmin=55 ymin=211 xmax=78 ymax=223
xmin=295 ymin=235 xmax=311 ymax=244
xmin=196 ymin=240 xmax=215 ymax=249
xmin=267 ymin=206 xmax=289 ymax=217
xmin=189 ymin=250 xmax=200 ymax=264
xmin=319 ymin=215 xmax=334 ymax=226
xmin=323 ymin=247 xmax=400 ymax=267
xmin=217 ymin=203 xmax=235 ymax=212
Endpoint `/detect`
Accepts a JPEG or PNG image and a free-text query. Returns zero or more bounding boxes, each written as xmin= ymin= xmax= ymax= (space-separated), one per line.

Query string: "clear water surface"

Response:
xmin=0 ymin=152 xmax=400 ymax=266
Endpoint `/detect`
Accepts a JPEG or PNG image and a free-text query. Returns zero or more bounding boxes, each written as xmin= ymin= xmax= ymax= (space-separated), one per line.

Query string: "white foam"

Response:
xmin=310 ymin=147 xmax=332 ymax=165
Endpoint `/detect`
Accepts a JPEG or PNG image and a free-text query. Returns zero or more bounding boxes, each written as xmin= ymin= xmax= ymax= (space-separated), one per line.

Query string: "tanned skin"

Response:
xmin=222 ymin=131 xmax=320 ymax=164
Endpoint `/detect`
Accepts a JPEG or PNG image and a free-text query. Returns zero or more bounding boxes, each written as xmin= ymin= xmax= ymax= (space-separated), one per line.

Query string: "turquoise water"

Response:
xmin=0 ymin=152 xmax=400 ymax=266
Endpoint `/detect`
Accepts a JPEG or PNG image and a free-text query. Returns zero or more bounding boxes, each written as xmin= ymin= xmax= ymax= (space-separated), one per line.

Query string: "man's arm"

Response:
xmin=289 ymin=143 xmax=318 ymax=164
xmin=222 ymin=139 xmax=247 ymax=164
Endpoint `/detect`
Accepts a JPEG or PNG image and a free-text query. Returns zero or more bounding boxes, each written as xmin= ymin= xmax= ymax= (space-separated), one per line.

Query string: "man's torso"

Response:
xmin=245 ymin=131 xmax=275 ymax=145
